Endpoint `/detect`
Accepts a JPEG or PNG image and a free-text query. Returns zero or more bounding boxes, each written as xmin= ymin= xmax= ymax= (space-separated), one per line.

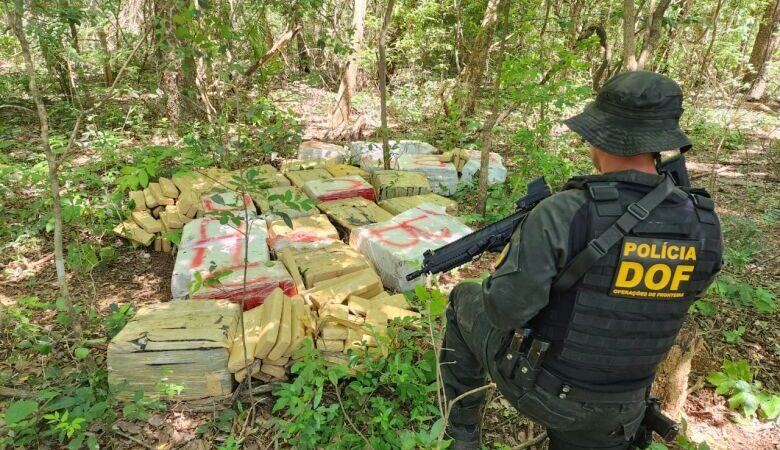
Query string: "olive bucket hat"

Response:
xmin=564 ymin=71 xmax=692 ymax=156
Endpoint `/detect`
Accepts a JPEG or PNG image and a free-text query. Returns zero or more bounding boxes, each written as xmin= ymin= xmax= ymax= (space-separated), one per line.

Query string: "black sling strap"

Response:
xmin=552 ymin=175 xmax=677 ymax=292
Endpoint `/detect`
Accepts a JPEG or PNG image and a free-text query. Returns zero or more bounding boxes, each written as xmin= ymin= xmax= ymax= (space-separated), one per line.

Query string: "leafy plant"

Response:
xmin=722 ymin=325 xmax=746 ymax=343
xmin=707 ymin=359 xmax=780 ymax=419
xmin=711 ymin=275 xmax=776 ymax=313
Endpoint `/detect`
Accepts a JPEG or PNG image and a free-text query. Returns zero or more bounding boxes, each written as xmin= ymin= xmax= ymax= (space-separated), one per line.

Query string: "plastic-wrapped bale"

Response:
xmin=454 ymin=149 xmax=507 ymax=185
xmin=325 ymin=163 xmax=369 ymax=179
xmin=278 ymin=242 xmax=374 ymax=292
xmin=298 ymin=140 xmax=348 ymax=162
xmin=317 ymin=197 xmax=394 ymax=236
xmin=281 ymin=159 xmax=327 ymax=173
xmin=253 ymin=186 xmax=317 ymax=219
xmin=378 ymin=193 xmax=458 ymax=215
xmin=351 ymin=140 xmax=437 ymax=172
xmin=108 ymin=300 xmax=240 ymax=400
xmin=370 ymin=170 xmax=431 ymax=201
xmin=266 ymin=214 xmax=339 ymax=253
xmin=192 ymin=260 xmax=296 ymax=310
xmin=303 ymin=175 xmax=375 ymax=202
xmin=171 ymin=216 xmax=271 ymax=300
xmin=350 ymin=203 xmax=473 ymax=291
xmin=285 ymin=168 xmax=333 ymax=188
xmin=397 ymin=154 xmax=458 ymax=196
xmin=201 ymin=189 xmax=257 ymax=217
xmin=305 ymin=267 xmax=383 ymax=310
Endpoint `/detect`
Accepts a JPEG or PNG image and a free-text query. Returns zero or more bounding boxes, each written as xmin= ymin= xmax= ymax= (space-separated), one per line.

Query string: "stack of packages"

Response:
xmin=452 ymin=149 xmax=507 ymax=186
xmin=396 ymin=154 xmax=459 ymax=196
xmin=350 ymin=140 xmax=437 ymax=172
xmin=227 ymin=288 xmax=315 ymax=382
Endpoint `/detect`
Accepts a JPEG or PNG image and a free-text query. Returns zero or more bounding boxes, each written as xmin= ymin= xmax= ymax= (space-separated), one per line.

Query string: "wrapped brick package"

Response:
xmin=303 ymin=175 xmax=376 ymax=202
xmin=397 ymin=154 xmax=458 ymax=196
xmin=350 ymin=204 xmax=472 ymax=291
xmin=454 ymin=149 xmax=507 ymax=186
xmin=266 ymin=214 xmax=339 ymax=253
xmin=351 ymin=140 xmax=437 ymax=172
xmin=172 ymin=217 xmax=271 ymax=301
xmin=298 ymin=140 xmax=348 ymax=162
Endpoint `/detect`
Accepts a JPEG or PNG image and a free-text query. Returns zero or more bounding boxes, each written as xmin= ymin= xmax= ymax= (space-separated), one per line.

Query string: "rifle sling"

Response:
xmin=551 ymin=175 xmax=676 ymax=293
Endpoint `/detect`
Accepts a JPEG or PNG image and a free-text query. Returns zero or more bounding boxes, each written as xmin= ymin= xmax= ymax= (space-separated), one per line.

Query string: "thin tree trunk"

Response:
xmin=623 ymin=0 xmax=638 ymax=70
xmin=653 ymin=325 xmax=702 ymax=418
xmin=98 ymin=30 xmax=114 ymax=86
xmin=6 ymin=5 xmax=79 ymax=335
xmin=691 ymin=0 xmax=724 ymax=89
xmin=477 ymin=0 xmax=510 ymax=214
xmin=155 ymin=0 xmax=181 ymax=131
xmin=637 ymin=0 xmax=672 ymax=69
xmin=458 ymin=0 xmax=504 ymax=117
xmin=743 ymin=0 xmax=780 ymax=99
xmin=379 ymin=0 xmax=396 ymax=170
xmin=331 ymin=0 xmax=367 ymax=130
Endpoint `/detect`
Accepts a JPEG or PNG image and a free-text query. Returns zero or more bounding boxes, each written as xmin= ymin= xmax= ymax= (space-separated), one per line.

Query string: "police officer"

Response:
xmin=441 ymin=71 xmax=723 ymax=450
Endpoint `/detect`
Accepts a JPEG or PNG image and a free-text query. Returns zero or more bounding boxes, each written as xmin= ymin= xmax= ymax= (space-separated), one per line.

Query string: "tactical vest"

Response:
xmin=530 ymin=177 xmax=722 ymax=393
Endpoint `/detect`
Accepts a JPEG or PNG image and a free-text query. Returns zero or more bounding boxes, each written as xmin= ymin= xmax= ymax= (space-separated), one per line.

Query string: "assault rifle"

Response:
xmin=405 ymin=177 xmax=552 ymax=281
xmin=405 ymin=154 xmax=691 ymax=281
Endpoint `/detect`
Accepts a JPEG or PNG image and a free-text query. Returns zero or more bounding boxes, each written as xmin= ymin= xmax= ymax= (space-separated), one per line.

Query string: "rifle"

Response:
xmin=406 ymin=155 xmax=690 ymax=281
xmin=406 ymin=177 xmax=552 ymax=281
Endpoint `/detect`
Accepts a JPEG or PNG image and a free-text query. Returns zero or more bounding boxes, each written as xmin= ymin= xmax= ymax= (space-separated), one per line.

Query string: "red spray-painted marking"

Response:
xmin=367 ymin=210 xmax=452 ymax=248
xmin=201 ymin=193 xmax=253 ymax=213
xmin=405 ymin=156 xmax=450 ymax=168
xmin=193 ymin=261 xmax=297 ymax=310
xmin=189 ymin=218 xmax=249 ymax=268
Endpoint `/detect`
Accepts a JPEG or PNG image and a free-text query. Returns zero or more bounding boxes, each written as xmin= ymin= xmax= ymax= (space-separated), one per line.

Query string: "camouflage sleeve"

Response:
xmin=481 ymin=190 xmax=588 ymax=331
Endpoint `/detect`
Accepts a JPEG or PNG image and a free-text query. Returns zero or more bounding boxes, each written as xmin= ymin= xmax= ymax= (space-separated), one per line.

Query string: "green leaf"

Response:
xmin=728 ymin=390 xmax=759 ymax=416
xmin=3 ymin=400 xmax=39 ymax=426
xmin=759 ymin=394 xmax=780 ymax=420
xmin=429 ymin=289 xmax=447 ymax=317
xmin=74 ymin=347 xmax=90 ymax=359
xmin=138 ymin=170 xmax=149 ymax=188
xmin=279 ymin=212 xmax=293 ymax=229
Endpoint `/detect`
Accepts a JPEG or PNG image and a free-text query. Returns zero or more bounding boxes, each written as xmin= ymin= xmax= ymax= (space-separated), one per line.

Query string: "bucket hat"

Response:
xmin=564 ymin=71 xmax=692 ymax=156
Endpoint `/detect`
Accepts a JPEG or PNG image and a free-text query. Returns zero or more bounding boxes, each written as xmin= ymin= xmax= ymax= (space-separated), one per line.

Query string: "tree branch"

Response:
xmin=243 ymin=26 xmax=302 ymax=79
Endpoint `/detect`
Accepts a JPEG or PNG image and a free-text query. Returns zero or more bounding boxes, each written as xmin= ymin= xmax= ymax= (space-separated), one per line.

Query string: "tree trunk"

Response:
xmin=155 ymin=0 xmax=181 ymax=132
xmin=458 ymin=0 xmax=504 ymax=117
xmin=379 ymin=0 xmax=395 ymax=170
xmin=637 ymin=0 xmax=672 ymax=69
xmin=6 ymin=5 xmax=79 ymax=336
xmin=476 ymin=0 xmax=510 ymax=214
xmin=652 ymin=325 xmax=702 ymax=418
xmin=623 ymin=0 xmax=638 ymax=70
xmin=98 ymin=30 xmax=114 ymax=87
xmin=743 ymin=0 xmax=780 ymax=100
xmin=331 ymin=0 xmax=367 ymax=130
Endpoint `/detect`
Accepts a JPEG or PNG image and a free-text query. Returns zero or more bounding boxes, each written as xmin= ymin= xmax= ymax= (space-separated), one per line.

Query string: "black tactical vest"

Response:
xmin=531 ymin=177 xmax=723 ymax=393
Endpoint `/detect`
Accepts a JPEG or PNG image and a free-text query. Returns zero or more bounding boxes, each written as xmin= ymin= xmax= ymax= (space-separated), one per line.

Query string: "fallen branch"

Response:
xmin=511 ymin=431 xmax=548 ymax=450
xmin=437 ymin=383 xmax=497 ymax=446
xmin=243 ymin=26 xmax=302 ymax=79
xmin=0 ymin=386 xmax=36 ymax=399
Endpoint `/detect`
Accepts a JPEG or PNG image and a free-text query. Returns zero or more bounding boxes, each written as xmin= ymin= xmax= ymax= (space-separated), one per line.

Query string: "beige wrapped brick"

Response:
xmin=267 ymin=296 xmax=294 ymax=361
xmin=129 ymin=190 xmax=147 ymax=211
xmin=378 ymin=193 xmax=458 ymax=215
xmin=349 ymin=296 xmax=419 ymax=322
xmin=283 ymin=296 xmax=307 ymax=358
xmin=254 ymin=289 xmax=285 ymax=359
xmin=317 ymin=339 xmax=345 ymax=352
xmin=162 ymin=239 xmax=172 ymax=253
xmin=143 ymin=188 xmax=159 ymax=209
xmin=307 ymin=268 xmax=383 ymax=309
xmin=366 ymin=309 xmax=388 ymax=325
xmin=285 ymin=168 xmax=332 ymax=188
xmin=234 ymin=364 xmax=261 ymax=383
xmin=149 ymin=182 xmax=174 ymax=205
xmin=260 ymin=364 xmax=287 ymax=380
xmin=114 ymin=220 xmax=155 ymax=246
xmin=282 ymin=159 xmax=327 ymax=173
xmin=131 ymin=210 xmax=163 ymax=234
xmin=321 ymin=324 xmax=348 ymax=340
xmin=320 ymin=303 xmax=349 ymax=321
xmin=154 ymin=237 xmax=162 ymax=251
xmin=177 ymin=190 xmax=199 ymax=218
xmin=227 ymin=304 xmax=266 ymax=373
xmin=172 ymin=171 xmax=214 ymax=195
xmin=151 ymin=205 xmax=163 ymax=219
xmin=317 ymin=197 xmax=393 ymax=234
xmin=160 ymin=210 xmax=184 ymax=230
xmin=264 ymin=356 xmax=290 ymax=367
xmin=370 ymin=170 xmax=431 ymax=201
xmin=325 ymin=163 xmax=369 ymax=179
xmin=158 ymin=177 xmax=179 ymax=198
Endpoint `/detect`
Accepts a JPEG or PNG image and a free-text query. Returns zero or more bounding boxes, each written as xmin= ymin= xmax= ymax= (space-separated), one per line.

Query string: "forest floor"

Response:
xmin=1 ymin=84 xmax=779 ymax=449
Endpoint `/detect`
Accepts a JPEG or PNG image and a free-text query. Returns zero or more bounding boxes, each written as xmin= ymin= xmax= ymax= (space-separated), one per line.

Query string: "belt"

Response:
xmin=535 ymin=369 xmax=647 ymax=403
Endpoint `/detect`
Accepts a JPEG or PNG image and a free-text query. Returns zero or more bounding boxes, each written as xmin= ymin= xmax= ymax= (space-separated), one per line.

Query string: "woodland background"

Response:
xmin=0 ymin=0 xmax=779 ymax=448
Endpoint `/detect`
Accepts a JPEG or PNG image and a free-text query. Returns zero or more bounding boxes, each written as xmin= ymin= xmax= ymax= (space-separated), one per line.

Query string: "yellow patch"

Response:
xmin=495 ymin=244 xmax=510 ymax=269
xmin=611 ymin=237 xmax=701 ymax=299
